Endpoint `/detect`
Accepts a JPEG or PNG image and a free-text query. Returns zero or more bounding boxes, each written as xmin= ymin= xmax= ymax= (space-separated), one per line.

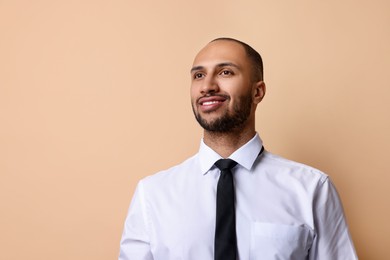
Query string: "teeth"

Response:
xmin=203 ymin=101 xmax=220 ymax=105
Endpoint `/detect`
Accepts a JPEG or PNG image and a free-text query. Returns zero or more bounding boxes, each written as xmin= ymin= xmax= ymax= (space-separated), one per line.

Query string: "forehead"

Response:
xmin=192 ymin=40 xmax=249 ymax=68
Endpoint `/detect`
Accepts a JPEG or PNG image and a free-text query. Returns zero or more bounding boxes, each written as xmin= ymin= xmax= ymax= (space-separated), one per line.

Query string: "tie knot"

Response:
xmin=214 ymin=159 xmax=238 ymax=171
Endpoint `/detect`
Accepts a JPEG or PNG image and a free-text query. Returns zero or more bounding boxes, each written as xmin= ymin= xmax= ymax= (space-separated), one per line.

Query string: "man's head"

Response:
xmin=211 ymin=38 xmax=264 ymax=82
xmin=190 ymin=38 xmax=266 ymax=134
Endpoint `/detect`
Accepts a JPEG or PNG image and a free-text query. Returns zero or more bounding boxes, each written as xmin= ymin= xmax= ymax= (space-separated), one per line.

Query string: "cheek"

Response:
xmin=190 ymin=88 xmax=196 ymax=99
xmin=232 ymin=89 xmax=253 ymax=105
xmin=190 ymin=82 xmax=201 ymax=96
xmin=190 ymin=89 xmax=198 ymax=105
xmin=228 ymin=84 xmax=249 ymax=98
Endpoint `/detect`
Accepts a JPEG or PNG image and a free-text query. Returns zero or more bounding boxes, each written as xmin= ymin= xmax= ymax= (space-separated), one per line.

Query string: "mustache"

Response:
xmin=196 ymin=93 xmax=230 ymax=103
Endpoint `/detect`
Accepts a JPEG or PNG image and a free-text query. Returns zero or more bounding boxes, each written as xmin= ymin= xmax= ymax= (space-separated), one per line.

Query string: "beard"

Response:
xmin=192 ymin=93 xmax=253 ymax=133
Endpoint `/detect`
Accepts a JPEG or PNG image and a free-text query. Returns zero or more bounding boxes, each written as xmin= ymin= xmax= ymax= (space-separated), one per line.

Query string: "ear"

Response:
xmin=252 ymin=81 xmax=266 ymax=104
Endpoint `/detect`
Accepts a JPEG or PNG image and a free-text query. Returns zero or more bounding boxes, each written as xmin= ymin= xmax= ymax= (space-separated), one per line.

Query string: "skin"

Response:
xmin=190 ymin=40 xmax=266 ymax=158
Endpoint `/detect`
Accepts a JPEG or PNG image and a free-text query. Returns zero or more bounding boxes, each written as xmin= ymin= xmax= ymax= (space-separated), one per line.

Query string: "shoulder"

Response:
xmin=140 ymin=153 xmax=199 ymax=187
xmin=260 ymin=150 xmax=329 ymax=184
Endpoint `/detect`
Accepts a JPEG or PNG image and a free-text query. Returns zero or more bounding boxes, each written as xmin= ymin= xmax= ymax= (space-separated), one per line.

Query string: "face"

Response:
xmin=190 ymin=40 xmax=264 ymax=133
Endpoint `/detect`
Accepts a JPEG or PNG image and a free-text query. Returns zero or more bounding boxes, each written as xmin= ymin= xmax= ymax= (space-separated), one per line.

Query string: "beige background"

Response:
xmin=1 ymin=0 xmax=389 ymax=259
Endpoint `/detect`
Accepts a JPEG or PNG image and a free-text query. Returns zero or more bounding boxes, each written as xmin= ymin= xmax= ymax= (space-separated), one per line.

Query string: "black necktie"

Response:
xmin=214 ymin=159 xmax=238 ymax=260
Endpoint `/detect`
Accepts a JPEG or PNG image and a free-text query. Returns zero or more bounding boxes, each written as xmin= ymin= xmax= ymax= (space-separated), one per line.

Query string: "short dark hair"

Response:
xmin=211 ymin=37 xmax=264 ymax=81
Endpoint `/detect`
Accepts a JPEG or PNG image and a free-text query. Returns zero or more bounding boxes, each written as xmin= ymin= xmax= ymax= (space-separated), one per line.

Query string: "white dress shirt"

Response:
xmin=119 ymin=134 xmax=357 ymax=260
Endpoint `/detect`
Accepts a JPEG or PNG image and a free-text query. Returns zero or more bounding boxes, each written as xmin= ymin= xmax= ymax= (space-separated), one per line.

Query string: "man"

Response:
xmin=119 ymin=38 xmax=358 ymax=259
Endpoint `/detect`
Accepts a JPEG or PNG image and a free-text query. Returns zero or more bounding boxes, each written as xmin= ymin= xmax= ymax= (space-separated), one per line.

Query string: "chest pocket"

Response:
xmin=250 ymin=222 xmax=314 ymax=260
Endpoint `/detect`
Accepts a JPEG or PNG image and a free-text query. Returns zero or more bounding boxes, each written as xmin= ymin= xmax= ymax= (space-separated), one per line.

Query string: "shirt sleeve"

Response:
xmin=119 ymin=181 xmax=154 ymax=260
xmin=309 ymin=177 xmax=358 ymax=259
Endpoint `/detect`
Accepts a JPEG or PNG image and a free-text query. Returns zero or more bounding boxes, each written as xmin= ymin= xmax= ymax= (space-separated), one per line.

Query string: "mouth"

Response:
xmin=201 ymin=100 xmax=223 ymax=105
xmin=197 ymin=95 xmax=229 ymax=112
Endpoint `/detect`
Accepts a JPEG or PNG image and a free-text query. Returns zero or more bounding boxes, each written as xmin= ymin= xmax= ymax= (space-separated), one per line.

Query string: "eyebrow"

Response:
xmin=190 ymin=62 xmax=240 ymax=73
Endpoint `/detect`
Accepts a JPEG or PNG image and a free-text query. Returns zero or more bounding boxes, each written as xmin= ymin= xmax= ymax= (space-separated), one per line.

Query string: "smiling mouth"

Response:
xmin=196 ymin=95 xmax=229 ymax=113
xmin=198 ymin=94 xmax=229 ymax=106
xmin=201 ymin=100 xmax=223 ymax=105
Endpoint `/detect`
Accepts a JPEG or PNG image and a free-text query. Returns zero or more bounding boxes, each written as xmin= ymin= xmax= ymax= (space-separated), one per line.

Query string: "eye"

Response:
xmin=193 ymin=72 xmax=205 ymax=79
xmin=220 ymin=70 xmax=233 ymax=76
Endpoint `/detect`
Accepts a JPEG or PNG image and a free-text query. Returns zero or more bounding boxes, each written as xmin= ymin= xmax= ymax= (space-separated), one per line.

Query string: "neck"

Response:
xmin=203 ymin=126 xmax=256 ymax=158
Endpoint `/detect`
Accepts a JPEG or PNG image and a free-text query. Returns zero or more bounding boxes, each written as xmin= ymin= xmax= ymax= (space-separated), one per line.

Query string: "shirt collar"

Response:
xmin=198 ymin=133 xmax=263 ymax=175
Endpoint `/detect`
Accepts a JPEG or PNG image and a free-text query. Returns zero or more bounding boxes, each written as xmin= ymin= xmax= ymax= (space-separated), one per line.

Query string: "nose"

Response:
xmin=200 ymin=75 xmax=219 ymax=95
